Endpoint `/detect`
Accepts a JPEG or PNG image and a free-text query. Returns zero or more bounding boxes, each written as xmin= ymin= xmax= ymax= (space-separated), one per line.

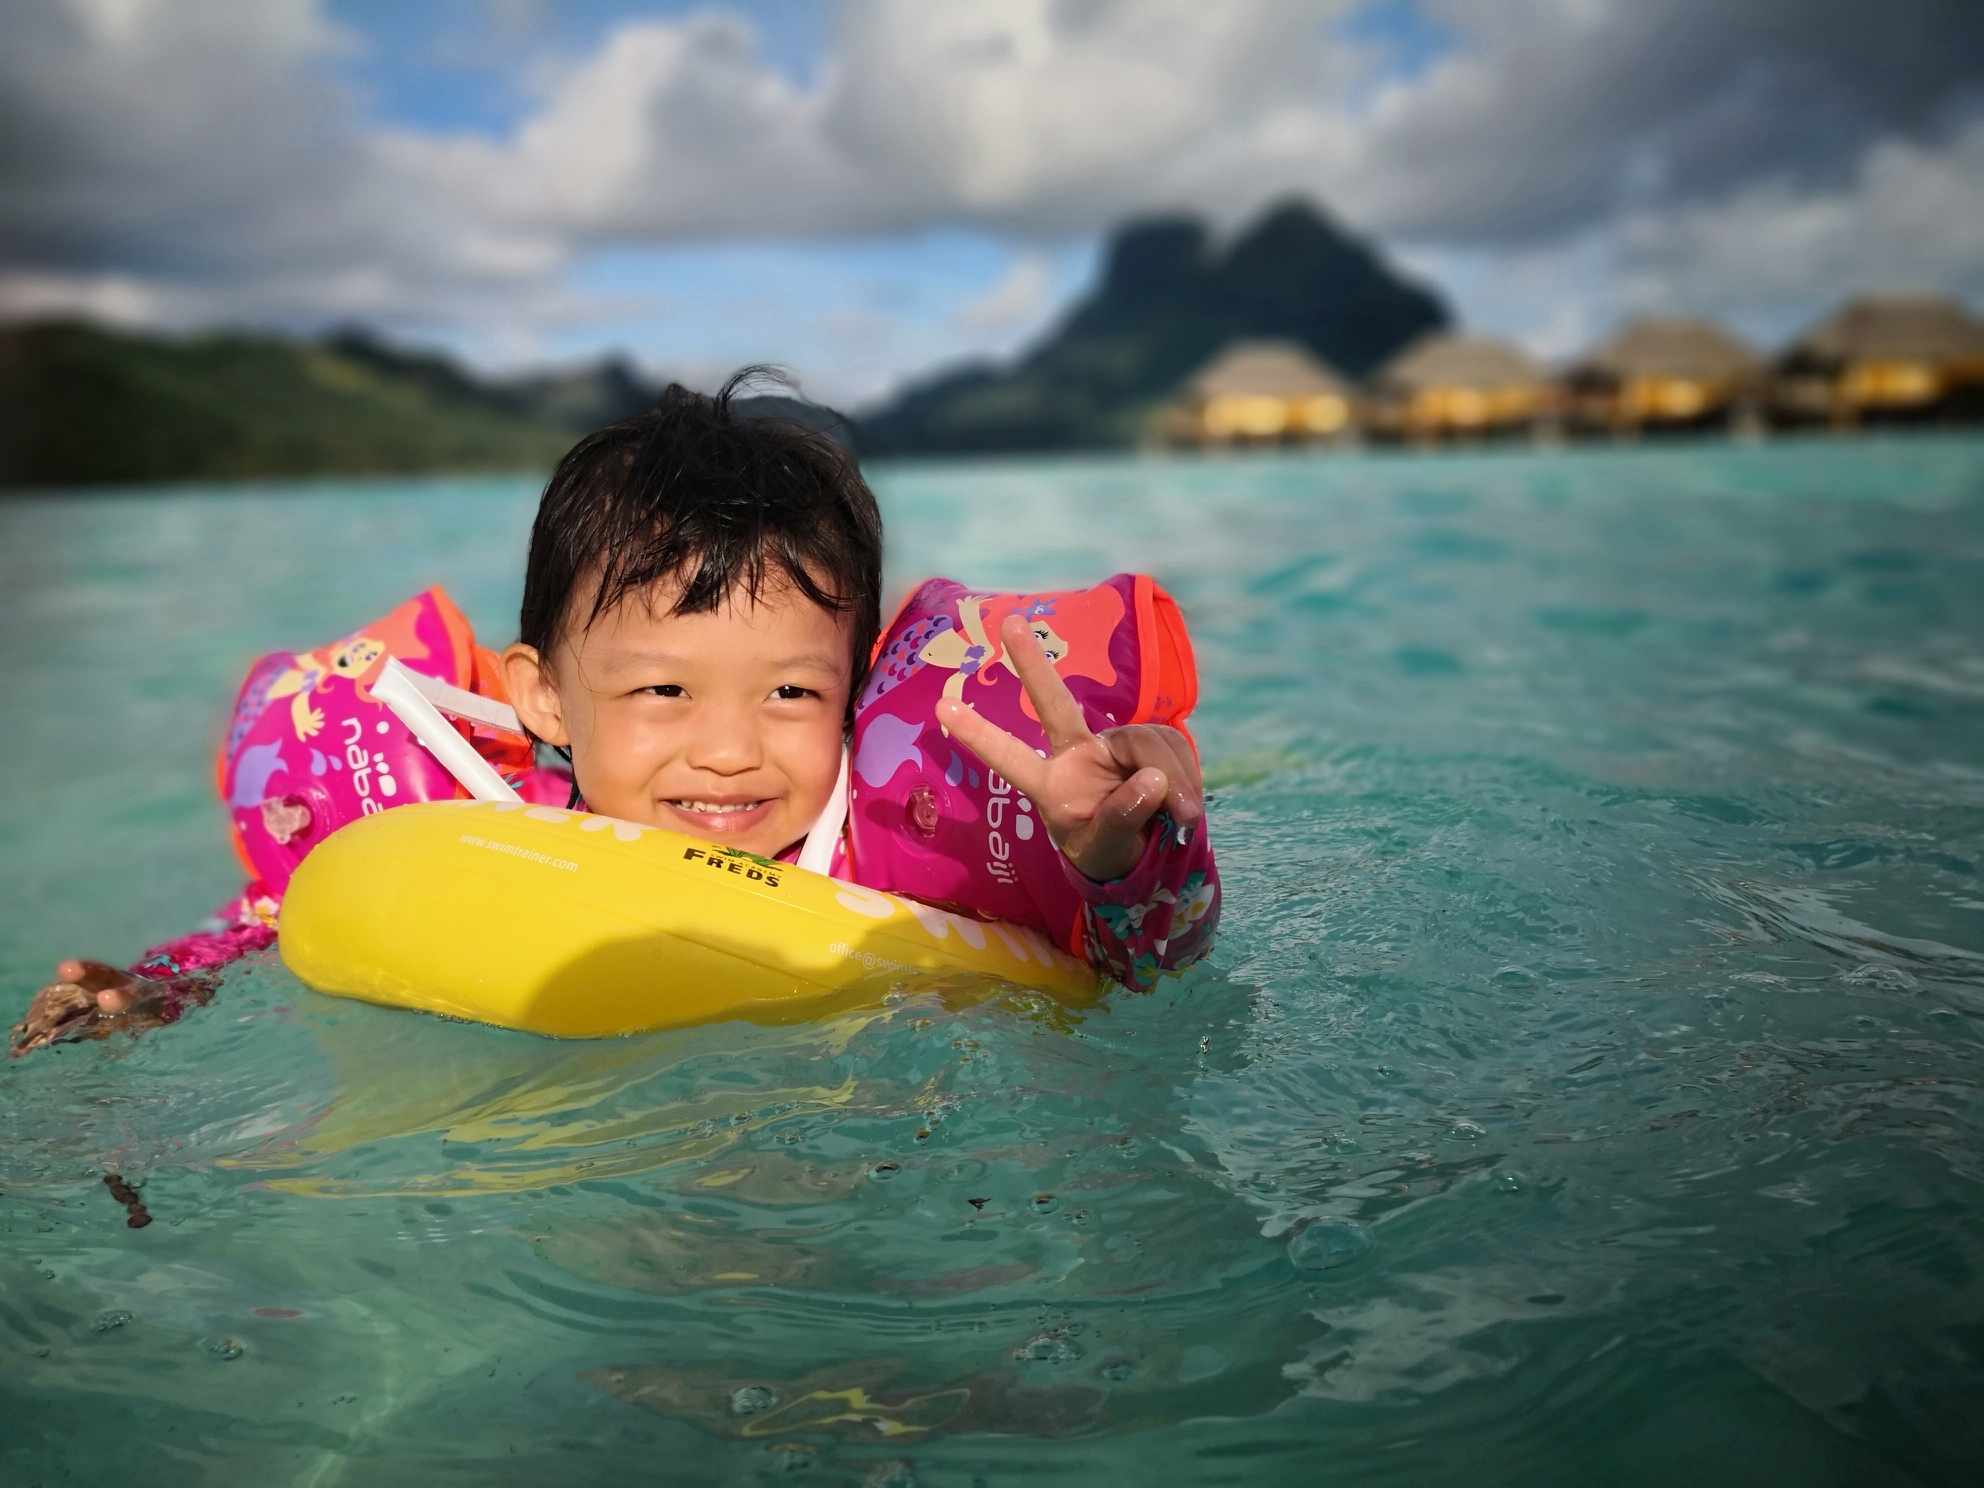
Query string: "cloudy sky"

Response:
xmin=4 ymin=0 xmax=1981 ymax=407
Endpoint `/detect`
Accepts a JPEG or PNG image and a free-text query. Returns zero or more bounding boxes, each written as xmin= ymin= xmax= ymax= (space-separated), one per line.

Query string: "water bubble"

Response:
xmin=870 ymin=1161 xmax=901 ymax=1182
xmin=91 ymin=1310 xmax=131 ymax=1332
xmin=1030 ymin=1193 xmax=1058 ymax=1214
xmin=1495 ymin=1171 xmax=1526 ymax=1194
xmin=1098 ymin=1358 xmax=1140 ymax=1383
xmin=1015 ymin=1331 xmax=1083 ymax=1364
xmin=202 ymin=1335 xmax=245 ymax=1360
xmin=941 ymin=1159 xmax=986 ymax=1183
xmin=1287 ymin=1218 xmax=1374 ymax=1272
xmin=730 ymin=1385 xmax=779 ymax=1416
xmin=1449 ymin=1120 xmax=1486 ymax=1140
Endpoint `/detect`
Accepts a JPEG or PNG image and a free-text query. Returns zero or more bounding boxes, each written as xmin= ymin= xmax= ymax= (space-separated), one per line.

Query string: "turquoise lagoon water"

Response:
xmin=3 ymin=438 xmax=1983 ymax=1484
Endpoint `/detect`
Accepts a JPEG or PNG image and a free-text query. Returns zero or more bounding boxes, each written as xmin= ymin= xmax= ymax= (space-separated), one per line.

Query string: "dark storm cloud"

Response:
xmin=1363 ymin=0 xmax=1984 ymax=241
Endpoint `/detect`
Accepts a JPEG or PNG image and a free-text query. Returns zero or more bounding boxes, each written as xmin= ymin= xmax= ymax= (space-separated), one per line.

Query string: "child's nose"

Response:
xmin=685 ymin=704 xmax=765 ymax=773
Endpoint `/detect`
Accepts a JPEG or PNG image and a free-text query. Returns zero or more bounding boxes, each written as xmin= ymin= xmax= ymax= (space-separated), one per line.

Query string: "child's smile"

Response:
xmin=502 ymin=575 xmax=852 ymax=859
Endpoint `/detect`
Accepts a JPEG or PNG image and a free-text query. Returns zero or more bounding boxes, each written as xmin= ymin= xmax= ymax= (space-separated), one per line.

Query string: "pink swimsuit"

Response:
xmin=130 ymin=578 xmax=1221 ymax=1004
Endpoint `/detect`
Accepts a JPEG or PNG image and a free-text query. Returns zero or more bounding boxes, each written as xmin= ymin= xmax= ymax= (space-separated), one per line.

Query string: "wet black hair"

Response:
xmin=518 ymin=368 xmax=883 ymax=728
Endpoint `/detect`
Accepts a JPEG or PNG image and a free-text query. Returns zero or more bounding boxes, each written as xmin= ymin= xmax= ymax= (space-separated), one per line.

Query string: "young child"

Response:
xmin=12 ymin=381 xmax=1219 ymax=1054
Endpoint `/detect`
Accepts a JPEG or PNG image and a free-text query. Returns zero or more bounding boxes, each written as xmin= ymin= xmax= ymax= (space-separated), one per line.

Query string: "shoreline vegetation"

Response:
xmin=0 ymin=321 xmax=617 ymax=488
xmin=5 ymin=200 xmax=1980 ymax=490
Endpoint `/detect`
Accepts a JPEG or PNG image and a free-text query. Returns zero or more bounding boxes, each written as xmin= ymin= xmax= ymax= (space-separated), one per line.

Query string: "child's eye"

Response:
xmin=645 ymin=684 xmax=686 ymax=698
xmin=772 ymin=685 xmax=815 ymax=701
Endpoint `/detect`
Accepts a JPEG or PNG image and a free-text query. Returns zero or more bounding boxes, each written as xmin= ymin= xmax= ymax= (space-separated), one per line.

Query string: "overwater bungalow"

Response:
xmin=1565 ymin=318 xmax=1763 ymax=434
xmin=1774 ymin=294 xmax=1984 ymax=426
xmin=1369 ymin=333 xmax=1549 ymax=442
xmin=1155 ymin=340 xmax=1358 ymax=448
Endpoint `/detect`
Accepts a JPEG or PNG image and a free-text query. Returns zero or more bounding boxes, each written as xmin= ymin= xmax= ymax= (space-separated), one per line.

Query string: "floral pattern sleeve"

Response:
xmin=128 ymin=882 xmax=280 ymax=981
xmin=1062 ymin=814 xmax=1220 ymax=991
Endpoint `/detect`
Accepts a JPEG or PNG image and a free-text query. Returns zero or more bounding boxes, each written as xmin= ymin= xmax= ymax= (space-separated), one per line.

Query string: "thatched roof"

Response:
xmin=1791 ymin=294 xmax=1984 ymax=365
xmin=1377 ymin=333 xmax=1541 ymax=391
xmin=1186 ymin=341 xmax=1353 ymax=401
xmin=1582 ymin=318 xmax=1760 ymax=381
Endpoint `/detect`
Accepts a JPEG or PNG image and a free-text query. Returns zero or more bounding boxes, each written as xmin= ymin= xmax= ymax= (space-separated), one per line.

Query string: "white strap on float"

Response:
xmin=796 ymin=746 xmax=850 ymax=875
xmin=371 ymin=657 xmax=521 ymax=804
xmin=397 ymin=668 xmax=523 ymax=735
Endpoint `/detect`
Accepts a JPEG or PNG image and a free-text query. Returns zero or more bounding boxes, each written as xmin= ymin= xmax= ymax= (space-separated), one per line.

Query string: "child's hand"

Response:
xmin=11 ymin=960 xmax=155 ymax=1056
xmin=936 ymin=613 xmax=1202 ymax=883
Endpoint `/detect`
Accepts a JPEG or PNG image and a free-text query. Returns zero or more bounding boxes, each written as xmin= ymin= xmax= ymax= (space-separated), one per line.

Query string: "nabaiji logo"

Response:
xmin=984 ymin=770 xmax=1038 ymax=885
xmin=681 ymin=845 xmax=783 ymax=889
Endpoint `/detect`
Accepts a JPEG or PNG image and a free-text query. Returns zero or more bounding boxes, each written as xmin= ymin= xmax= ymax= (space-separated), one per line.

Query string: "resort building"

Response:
xmin=1369 ymin=333 xmax=1550 ymax=442
xmin=1774 ymin=294 xmax=1984 ymax=426
xmin=1148 ymin=295 xmax=1984 ymax=457
xmin=1565 ymin=318 xmax=1763 ymax=434
xmin=1155 ymin=340 xmax=1359 ymax=447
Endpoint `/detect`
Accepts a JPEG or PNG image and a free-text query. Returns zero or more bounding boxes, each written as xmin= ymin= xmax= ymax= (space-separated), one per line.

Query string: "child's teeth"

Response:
xmin=676 ymin=801 xmax=756 ymax=814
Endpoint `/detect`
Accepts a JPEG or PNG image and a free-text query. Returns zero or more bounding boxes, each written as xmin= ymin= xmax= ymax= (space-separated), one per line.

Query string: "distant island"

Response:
xmin=0 ymin=322 xmax=650 ymax=488
xmin=0 ymin=319 xmax=866 ymax=489
xmin=7 ymin=196 xmax=1977 ymax=488
xmin=852 ymin=200 xmax=1448 ymax=456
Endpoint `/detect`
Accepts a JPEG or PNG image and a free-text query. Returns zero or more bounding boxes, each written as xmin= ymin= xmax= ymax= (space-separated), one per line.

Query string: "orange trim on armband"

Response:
xmin=471 ymin=644 xmax=510 ymax=703
xmin=429 ymin=585 xmax=478 ymax=688
xmin=1128 ymin=576 xmax=1201 ymax=757
xmin=873 ymin=580 xmax=930 ymax=664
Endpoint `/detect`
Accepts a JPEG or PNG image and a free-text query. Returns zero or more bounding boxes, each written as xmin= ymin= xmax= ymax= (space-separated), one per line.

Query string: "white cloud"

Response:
xmin=1414 ymin=111 xmax=1984 ymax=361
xmin=2 ymin=0 xmax=1980 ymax=370
xmin=0 ymin=0 xmax=565 ymax=326
xmin=955 ymin=250 xmax=1056 ymax=334
xmin=1614 ymin=116 xmax=1984 ymax=323
xmin=418 ymin=0 xmax=1981 ymax=246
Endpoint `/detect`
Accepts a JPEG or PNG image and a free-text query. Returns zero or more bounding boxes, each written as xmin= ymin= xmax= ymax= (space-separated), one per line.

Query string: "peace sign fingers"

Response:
xmin=933 ymin=610 xmax=1095 ymax=798
xmin=930 ymin=608 xmax=1206 ymax=882
xmin=935 ymin=694 xmax=1052 ymax=802
xmin=995 ymin=612 xmax=1095 ymax=755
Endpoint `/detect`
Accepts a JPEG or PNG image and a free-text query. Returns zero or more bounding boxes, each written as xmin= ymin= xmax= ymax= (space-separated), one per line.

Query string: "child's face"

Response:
xmin=503 ymin=577 xmax=852 ymax=857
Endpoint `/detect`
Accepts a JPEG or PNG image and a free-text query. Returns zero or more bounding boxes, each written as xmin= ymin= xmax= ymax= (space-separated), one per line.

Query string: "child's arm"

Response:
xmin=936 ymin=614 xmax=1221 ymax=990
xmin=1062 ymin=809 xmax=1220 ymax=991
xmin=10 ymin=887 xmax=276 ymax=1056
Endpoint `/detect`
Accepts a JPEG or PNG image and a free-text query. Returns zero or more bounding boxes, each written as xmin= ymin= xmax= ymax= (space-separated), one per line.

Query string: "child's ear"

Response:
xmin=501 ymin=642 xmax=569 ymax=747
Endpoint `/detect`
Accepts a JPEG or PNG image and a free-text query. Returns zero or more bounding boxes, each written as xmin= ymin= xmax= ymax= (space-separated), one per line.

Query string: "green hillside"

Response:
xmin=0 ymin=322 xmax=583 ymax=488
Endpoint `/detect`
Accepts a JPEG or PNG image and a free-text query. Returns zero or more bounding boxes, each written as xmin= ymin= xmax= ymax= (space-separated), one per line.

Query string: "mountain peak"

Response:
xmin=858 ymin=199 xmax=1447 ymax=456
xmin=1099 ymin=217 xmax=1212 ymax=298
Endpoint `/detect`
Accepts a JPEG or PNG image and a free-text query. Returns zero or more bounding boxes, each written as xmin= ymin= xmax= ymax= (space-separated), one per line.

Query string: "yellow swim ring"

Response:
xmin=279 ymin=799 xmax=1099 ymax=1037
